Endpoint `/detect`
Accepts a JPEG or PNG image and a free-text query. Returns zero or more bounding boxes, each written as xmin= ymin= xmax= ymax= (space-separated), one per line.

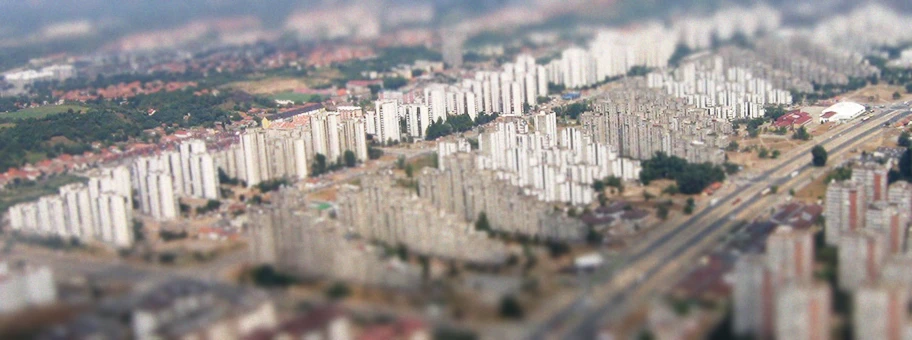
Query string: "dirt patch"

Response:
xmin=840 ymin=84 xmax=911 ymax=104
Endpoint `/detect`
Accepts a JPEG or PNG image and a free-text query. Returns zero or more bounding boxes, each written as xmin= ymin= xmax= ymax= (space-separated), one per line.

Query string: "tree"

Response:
xmin=771 ymin=150 xmax=781 ymax=159
xmin=662 ymin=184 xmax=679 ymax=195
xmin=792 ymin=126 xmax=811 ymax=141
xmin=499 ymin=295 xmax=524 ymax=319
xmin=906 ymin=83 xmax=912 ymax=94
xmin=405 ymin=164 xmax=414 ymax=178
xmin=758 ymin=147 xmax=769 ymax=159
xmin=325 ymin=282 xmax=351 ymax=300
xmin=367 ymin=146 xmax=383 ymax=160
xmin=475 ymin=212 xmax=492 ymax=234
xmin=900 ymin=131 xmax=911 ymax=148
xmin=643 ymin=191 xmax=655 ymax=201
xmin=725 ymin=141 xmax=740 ymax=152
xmin=657 ymin=204 xmax=669 ymax=220
xmin=811 ymin=145 xmax=828 ymax=167
xmin=894 ymin=91 xmax=902 ymax=100
xmin=383 ymin=77 xmax=408 ymax=90
xmin=683 ymin=198 xmax=695 ymax=215
xmin=343 ymin=150 xmax=357 ymax=167
xmin=311 ymin=153 xmax=328 ymax=176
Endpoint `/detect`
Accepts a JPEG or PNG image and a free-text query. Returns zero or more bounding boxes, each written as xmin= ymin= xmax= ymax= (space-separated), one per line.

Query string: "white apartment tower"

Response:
xmin=374 ymin=100 xmax=402 ymax=144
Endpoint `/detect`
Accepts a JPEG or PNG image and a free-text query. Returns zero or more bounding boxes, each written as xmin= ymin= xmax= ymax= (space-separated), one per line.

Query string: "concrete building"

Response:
xmin=824 ymin=180 xmax=867 ymax=245
xmin=765 ymin=225 xmax=814 ymax=283
xmin=132 ymin=155 xmax=179 ymax=220
xmin=854 ymin=283 xmax=908 ymax=340
xmin=0 ymin=261 xmax=57 ymax=314
xmin=177 ymin=140 xmax=220 ymax=200
xmin=865 ymin=201 xmax=908 ymax=254
xmin=881 ymin=255 xmax=912 ymax=295
xmin=419 ymin=153 xmax=588 ymax=241
xmin=337 ymin=173 xmax=508 ymax=264
xmin=852 ymin=161 xmax=890 ymax=201
xmin=217 ymin=128 xmax=309 ymax=187
xmin=888 ymin=180 xmax=912 ymax=213
xmin=732 ymin=254 xmax=774 ymax=338
xmin=819 ymin=102 xmax=866 ymax=123
xmin=247 ymin=188 xmax=421 ymax=288
xmin=7 ymin=167 xmax=134 ymax=248
xmin=839 ymin=229 xmax=887 ymax=291
xmin=374 ymin=100 xmax=402 ymax=144
xmin=339 ymin=118 xmax=369 ymax=162
xmin=581 ymin=81 xmax=731 ymax=164
xmin=310 ymin=111 xmax=342 ymax=161
xmin=404 ymin=104 xmax=431 ymax=139
xmin=775 ymin=282 xmax=832 ymax=340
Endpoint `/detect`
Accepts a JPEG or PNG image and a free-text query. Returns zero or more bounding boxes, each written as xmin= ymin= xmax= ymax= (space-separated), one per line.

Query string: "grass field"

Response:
xmin=1 ymin=104 xmax=88 ymax=120
xmin=0 ymin=175 xmax=87 ymax=214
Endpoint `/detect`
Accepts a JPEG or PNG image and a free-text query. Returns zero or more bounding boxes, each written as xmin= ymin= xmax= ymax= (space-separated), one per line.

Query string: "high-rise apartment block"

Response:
xmin=775 ymin=282 xmax=832 ymax=340
xmin=247 ymin=188 xmax=421 ymax=288
xmin=733 ymin=254 xmax=775 ymax=338
xmin=765 ymin=225 xmax=814 ymax=283
xmin=865 ymin=201 xmax=908 ymax=254
xmin=888 ymin=180 xmax=912 ymax=213
xmin=0 ymin=261 xmax=57 ymax=314
xmin=852 ymin=161 xmax=890 ymax=201
xmin=373 ymin=99 xmax=402 ymax=144
xmin=337 ymin=173 xmax=508 ymax=264
xmin=418 ymin=152 xmax=587 ymax=241
xmin=7 ymin=167 xmax=134 ymax=247
xmin=734 ymin=226 xmax=820 ymax=339
xmin=214 ymin=128 xmax=309 ymax=187
xmin=839 ymin=229 xmax=887 ymax=291
xmin=581 ymin=82 xmax=731 ymax=164
xmin=824 ymin=180 xmax=866 ymax=245
xmin=854 ymin=283 xmax=908 ymax=340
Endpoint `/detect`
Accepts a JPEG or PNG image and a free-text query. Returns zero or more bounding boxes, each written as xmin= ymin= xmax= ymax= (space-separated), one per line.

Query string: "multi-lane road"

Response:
xmin=531 ymin=103 xmax=912 ymax=339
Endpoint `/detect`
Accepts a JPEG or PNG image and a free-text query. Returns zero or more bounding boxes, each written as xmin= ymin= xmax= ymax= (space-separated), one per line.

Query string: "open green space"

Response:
xmin=1 ymin=104 xmax=89 ymax=120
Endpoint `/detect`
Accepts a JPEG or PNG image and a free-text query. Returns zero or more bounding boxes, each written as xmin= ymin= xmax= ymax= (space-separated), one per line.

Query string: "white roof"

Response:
xmin=822 ymin=101 xmax=865 ymax=120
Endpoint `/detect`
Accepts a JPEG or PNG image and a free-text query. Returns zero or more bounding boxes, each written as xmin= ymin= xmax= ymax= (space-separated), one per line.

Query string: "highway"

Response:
xmin=531 ymin=103 xmax=911 ymax=340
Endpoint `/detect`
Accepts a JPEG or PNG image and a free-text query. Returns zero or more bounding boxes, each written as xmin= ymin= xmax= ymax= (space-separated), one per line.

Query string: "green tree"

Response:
xmin=499 ymin=295 xmax=524 ymax=319
xmin=758 ymin=147 xmax=769 ymax=159
xmin=725 ymin=141 xmax=740 ymax=152
xmin=894 ymin=91 xmax=902 ymax=100
xmin=900 ymin=131 xmax=911 ymax=148
xmin=657 ymin=204 xmax=669 ymax=220
xmin=906 ymin=83 xmax=912 ymax=94
xmin=325 ymin=282 xmax=351 ymax=300
xmin=792 ymin=126 xmax=811 ymax=141
xmin=367 ymin=146 xmax=383 ymax=160
xmin=312 ymin=153 xmax=328 ymax=176
xmin=811 ymin=145 xmax=828 ymax=167
xmin=383 ymin=77 xmax=408 ymax=90
xmin=683 ymin=198 xmax=695 ymax=215
xmin=475 ymin=212 xmax=492 ymax=233
xmin=771 ymin=150 xmax=781 ymax=159
xmin=343 ymin=150 xmax=357 ymax=167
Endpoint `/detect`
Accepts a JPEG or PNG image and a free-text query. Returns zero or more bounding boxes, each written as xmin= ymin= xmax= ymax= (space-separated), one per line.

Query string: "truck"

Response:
xmin=760 ymin=188 xmax=772 ymax=196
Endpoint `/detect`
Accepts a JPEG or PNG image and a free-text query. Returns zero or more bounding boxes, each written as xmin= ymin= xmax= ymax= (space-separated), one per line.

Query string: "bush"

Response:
xmin=325 ymin=282 xmax=351 ymax=300
xmin=499 ymin=295 xmax=524 ymax=319
xmin=367 ymin=146 xmax=383 ymax=160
